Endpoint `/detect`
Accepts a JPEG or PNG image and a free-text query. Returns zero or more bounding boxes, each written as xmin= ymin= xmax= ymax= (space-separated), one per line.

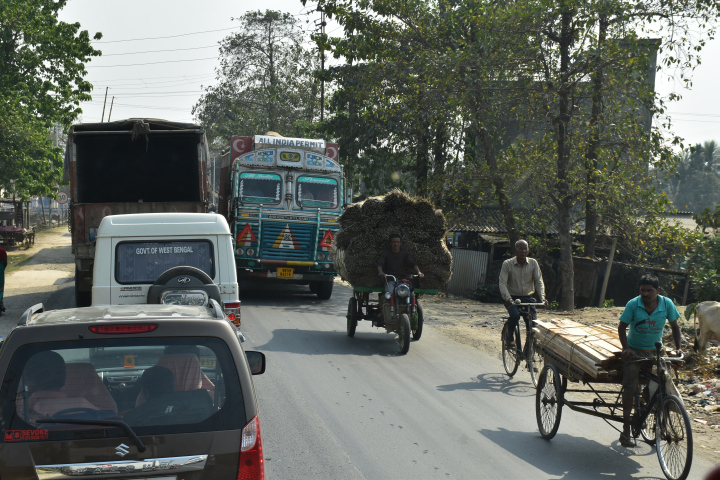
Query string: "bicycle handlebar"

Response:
xmin=514 ymin=303 xmax=546 ymax=306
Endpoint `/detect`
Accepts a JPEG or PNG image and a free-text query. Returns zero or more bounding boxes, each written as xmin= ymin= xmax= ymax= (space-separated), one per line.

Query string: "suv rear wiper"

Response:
xmin=37 ymin=419 xmax=146 ymax=452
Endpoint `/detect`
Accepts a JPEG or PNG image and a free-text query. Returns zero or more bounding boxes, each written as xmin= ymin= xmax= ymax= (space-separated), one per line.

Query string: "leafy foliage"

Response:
xmin=0 ymin=0 xmax=101 ymax=197
xmin=688 ymin=236 xmax=720 ymax=304
xmin=193 ymin=11 xmax=321 ymax=152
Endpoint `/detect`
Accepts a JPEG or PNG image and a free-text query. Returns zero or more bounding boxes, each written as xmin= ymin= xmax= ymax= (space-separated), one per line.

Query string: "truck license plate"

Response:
xmin=277 ymin=267 xmax=294 ymax=278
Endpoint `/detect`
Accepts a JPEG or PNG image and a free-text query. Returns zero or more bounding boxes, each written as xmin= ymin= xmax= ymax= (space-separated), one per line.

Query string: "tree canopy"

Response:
xmin=0 ymin=0 xmax=101 ymax=198
xmin=193 ymin=10 xmax=321 ymax=152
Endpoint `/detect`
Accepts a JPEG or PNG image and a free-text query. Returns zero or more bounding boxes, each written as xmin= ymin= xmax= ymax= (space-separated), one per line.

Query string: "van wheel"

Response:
xmin=316 ymin=281 xmax=333 ymax=300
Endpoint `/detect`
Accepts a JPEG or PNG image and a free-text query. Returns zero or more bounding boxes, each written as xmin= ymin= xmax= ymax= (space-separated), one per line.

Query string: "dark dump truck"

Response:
xmin=63 ymin=118 xmax=210 ymax=307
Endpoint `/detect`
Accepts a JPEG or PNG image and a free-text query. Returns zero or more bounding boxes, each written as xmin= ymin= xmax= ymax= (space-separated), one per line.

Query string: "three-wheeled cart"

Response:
xmin=535 ymin=341 xmax=693 ymax=480
xmin=345 ymin=284 xmax=438 ymax=354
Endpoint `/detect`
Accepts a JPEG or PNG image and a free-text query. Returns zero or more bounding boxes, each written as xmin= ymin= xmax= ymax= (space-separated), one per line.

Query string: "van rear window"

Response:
xmin=115 ymin=240 xmax=214 ymax=284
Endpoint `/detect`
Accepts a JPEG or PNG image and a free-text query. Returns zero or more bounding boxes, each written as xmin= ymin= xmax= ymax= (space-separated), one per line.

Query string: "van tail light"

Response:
xmin=224 ymin=301 xmax=242 ymax=326
xmin=89 ymin=324 xmax=158 ymax=334
xmin=238 ymin=416 xmax=264 ymax=480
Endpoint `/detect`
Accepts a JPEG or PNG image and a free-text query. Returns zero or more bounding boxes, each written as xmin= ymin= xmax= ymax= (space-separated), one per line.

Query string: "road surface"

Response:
xmin=239 ymin=282 xmax=713 ymax=480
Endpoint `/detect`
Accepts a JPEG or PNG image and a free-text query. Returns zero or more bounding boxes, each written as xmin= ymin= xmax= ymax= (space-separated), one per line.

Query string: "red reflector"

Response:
xmin=227 ymin=313 xmax=236 ymax=321
xmin=224 ymin=301 xmax=241 ymax=309
xmin=88 ymin=324 xmax=158 ymax=335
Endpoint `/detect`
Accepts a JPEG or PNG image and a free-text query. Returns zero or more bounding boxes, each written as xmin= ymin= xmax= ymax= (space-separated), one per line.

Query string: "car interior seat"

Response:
xmin=135 ymin=353 xmax=215 ymax=407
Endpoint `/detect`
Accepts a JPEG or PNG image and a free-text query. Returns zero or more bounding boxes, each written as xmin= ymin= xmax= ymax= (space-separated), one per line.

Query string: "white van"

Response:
xmin=91 ymin=213 xmax=240 ymax=325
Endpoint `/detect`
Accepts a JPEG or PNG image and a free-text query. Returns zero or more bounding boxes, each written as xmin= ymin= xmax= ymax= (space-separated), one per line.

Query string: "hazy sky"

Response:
xmin=58 ymin=0 xmax=719 ymax=147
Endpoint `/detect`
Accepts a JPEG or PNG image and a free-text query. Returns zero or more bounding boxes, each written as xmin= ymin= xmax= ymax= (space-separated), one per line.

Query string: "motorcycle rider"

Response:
xmin=377 ymin=234 xmax=424 ymax=297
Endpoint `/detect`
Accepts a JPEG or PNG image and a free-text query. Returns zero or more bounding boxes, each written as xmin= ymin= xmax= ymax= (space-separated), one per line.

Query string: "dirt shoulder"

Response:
xmin=420 ymin=293 xmax=720 ymax=464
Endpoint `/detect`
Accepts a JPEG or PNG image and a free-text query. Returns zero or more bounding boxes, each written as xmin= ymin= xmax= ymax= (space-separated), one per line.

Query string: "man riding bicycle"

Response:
xmin=498 ymin=239 xmax=547 ymax=346
xmin=618 ymin=274 xmax=683 ymax=447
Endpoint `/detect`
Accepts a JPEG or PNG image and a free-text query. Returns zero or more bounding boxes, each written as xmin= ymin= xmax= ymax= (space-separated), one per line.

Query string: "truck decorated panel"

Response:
xmin=223 ymin=135 xmax=344 ymax=299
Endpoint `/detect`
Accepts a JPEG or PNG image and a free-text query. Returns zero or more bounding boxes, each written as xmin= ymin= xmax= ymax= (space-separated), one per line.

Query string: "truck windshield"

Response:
xmin=297 ymin=176 xmax=338 ymax=209
xmin=239 ymin=173 xmax=282 ymax=204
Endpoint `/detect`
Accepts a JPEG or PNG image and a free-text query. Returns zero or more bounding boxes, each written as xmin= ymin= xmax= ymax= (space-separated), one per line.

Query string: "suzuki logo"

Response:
xmin=116 ymin=443 xmax=130 ymax=457
xmin=177 ymin=276 xmax=191 ymax=284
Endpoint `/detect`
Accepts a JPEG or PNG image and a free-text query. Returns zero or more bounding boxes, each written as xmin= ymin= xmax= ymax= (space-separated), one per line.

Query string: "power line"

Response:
xmin=101 ymin=45 xmax=219 ymax=56
xmin=91 ymin=57 xmax=218 ymax=68
xmin=92 ymin=27 xmax=237 ymax=44
xmin=87 ymin=73 xmax=213 ymax=84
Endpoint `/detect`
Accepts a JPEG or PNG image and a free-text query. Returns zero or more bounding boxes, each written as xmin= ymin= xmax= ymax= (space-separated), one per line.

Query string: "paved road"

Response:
xmin=240 ymin=282 xmax=714 ymax=480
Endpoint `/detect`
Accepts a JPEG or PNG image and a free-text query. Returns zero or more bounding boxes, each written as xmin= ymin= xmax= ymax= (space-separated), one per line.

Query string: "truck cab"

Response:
xmin=220 ymin=135 xmax=346 ymax=299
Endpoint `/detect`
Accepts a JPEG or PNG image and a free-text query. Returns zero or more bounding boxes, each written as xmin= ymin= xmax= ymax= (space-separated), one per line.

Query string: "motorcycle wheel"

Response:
xmin=347 ymin=297 xmax=358 ymax=337
xmin=412 ymin=304 xmax=424 ymax=340
xmin=398 ymin=313 xmax=411 ymax=355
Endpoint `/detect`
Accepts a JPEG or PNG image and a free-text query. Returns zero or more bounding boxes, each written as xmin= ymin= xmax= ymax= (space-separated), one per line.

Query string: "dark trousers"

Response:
xmin=505 ymin=295 xmax=537 ymax=341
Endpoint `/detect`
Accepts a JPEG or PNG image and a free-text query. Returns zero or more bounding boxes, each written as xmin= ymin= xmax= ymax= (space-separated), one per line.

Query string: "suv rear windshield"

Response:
xmin=115 ymin=240 xmax=214 ymax=284
xmin=0 ymin=337 xmax=246 ymax=441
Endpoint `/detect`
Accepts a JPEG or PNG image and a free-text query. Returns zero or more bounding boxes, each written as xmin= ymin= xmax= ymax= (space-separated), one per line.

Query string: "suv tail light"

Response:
xmin=238 ymin=416 xmax=264 ymax=480
xmin=224 ymin=301 xmax=241 ymax=326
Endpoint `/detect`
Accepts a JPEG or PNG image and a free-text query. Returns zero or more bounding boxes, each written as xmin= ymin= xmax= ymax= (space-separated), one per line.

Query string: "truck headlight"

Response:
xmin=246 ymin=248 xmax=255 ymax=256
xmin=236 ymin=248 xmax=245 ymax=256
xmin=395 ymin=284 xmax=410 ymax=298
xmin=317 ymin=253 xmax=326 ymax=261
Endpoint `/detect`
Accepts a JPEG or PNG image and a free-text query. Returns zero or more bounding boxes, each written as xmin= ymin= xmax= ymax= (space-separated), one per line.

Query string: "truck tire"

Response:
xmin=74 ymin=267 xmax=91 ymax=307
xmin=316 ymin=280 xmax=333 ymax=300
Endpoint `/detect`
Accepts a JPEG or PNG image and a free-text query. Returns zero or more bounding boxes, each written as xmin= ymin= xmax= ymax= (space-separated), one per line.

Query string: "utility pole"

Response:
xmin=108 ymin=96 xmax=115 ymax=122
xmin=101 ymin=87 xmax=109 ymax=122
xmin=315 ymin=6 xmax=326 ymax=122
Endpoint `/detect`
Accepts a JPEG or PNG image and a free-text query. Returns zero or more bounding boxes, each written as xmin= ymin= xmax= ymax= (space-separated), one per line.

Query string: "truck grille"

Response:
xmin=260 ymin=222 xmax=317 ymax=260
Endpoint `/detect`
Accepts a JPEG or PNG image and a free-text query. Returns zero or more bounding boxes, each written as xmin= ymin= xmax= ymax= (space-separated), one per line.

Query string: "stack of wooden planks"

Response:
xmin=534 ymin=318 xmax=624 ymax=380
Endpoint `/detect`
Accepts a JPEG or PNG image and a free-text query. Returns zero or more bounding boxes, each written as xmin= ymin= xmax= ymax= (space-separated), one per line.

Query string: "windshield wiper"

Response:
xmin=37 ymin=418 xmax=146 ymax=452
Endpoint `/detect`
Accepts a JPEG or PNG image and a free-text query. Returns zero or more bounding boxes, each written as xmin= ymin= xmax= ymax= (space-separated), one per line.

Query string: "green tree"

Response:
xmin=193 ymin=10 xmax=320 ymax=151
xmin=0 ymin=0 xmax=101 ymax=196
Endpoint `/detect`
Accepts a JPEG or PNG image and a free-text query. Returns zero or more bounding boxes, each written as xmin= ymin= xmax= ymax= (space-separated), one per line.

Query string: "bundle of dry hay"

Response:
xmin=333 ymin=190 xmax=452 ymax=289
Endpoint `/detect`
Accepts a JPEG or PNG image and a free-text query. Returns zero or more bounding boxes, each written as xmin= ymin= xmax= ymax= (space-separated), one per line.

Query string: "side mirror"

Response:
xmin=245 ymin=351 xmax=266 ymax=375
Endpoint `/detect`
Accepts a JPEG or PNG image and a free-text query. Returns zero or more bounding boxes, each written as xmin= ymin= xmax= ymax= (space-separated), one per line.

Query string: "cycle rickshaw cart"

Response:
xmin=534 ymin=319 xmax=693 ymax=480
xmin=345 ymin=275 xmax=438 ymax=355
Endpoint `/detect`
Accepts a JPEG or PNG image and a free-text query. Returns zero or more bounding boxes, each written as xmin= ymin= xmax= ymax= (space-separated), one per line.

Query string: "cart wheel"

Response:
xmin=536 ymin=364 xmax=563 ymax=439
xmin=347 ymin=297 xmax=358 ymax=337
xmin=656 ymin=395 xmax=693 ymax=480
xmin=527 ymin=336 xmax=544 ymax=388
xmin=398 ymin=313 xmax=411 ymax=355
xmin=412 ymin=304 xmax=424 ymax=340
xmin=502 ymin=323 xmax=521 ymax=377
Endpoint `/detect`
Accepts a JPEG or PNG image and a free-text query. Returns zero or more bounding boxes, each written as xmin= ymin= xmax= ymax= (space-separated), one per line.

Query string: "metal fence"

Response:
xmin=446 ymin=249 xmax=489 ymax=297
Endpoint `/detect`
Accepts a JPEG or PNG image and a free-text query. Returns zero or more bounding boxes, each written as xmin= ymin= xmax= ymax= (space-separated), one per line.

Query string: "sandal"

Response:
xmin=619 ymin=433 xmax=635 ymax=448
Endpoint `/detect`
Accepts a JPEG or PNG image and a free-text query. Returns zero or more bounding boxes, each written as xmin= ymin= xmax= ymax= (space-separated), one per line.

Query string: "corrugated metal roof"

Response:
xmin=448 ymin=208 xmax=559 ymax=235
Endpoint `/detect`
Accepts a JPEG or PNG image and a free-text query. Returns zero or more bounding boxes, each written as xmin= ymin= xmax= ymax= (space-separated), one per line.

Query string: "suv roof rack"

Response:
xmin=18 ymin=303 xmax=44 ymax=326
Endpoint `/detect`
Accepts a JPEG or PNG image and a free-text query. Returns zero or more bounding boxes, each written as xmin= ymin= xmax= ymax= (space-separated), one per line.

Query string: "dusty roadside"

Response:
xmin=0 ymin=226 xmax=74 ymax=335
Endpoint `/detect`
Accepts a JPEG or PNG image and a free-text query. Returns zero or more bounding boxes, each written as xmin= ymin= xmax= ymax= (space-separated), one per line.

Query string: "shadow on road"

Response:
xmin=437 ymin=372 xmax=536 ymax=397
xmin=477 ymin=427 xmax=658 ymax=479
xmin=253 ymin=327 xmax=406 ymax=357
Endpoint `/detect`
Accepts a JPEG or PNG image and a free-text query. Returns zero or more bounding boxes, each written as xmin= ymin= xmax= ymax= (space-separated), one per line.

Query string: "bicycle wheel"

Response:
xmin=656 ymin=395 xmax=693 ymax=480
xmin=527 ymin=334 xmax=544 ymax=388
xmin=536 ymin=364 xmax=563 ymax=439
xmin=502 ymin=323 xmax=520 ymax=376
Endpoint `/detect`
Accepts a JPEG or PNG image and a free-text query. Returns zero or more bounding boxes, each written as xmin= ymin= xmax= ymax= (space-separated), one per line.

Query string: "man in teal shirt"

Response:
xmin=617 ymin=274 xmax=683 ymax=447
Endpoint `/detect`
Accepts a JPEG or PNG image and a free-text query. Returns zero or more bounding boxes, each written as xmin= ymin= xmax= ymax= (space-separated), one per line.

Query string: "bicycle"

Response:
xmin=501 ymin=300 xmax=545 ymax=387
xmin=628 ymin=343 xmax=692 ymax=480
